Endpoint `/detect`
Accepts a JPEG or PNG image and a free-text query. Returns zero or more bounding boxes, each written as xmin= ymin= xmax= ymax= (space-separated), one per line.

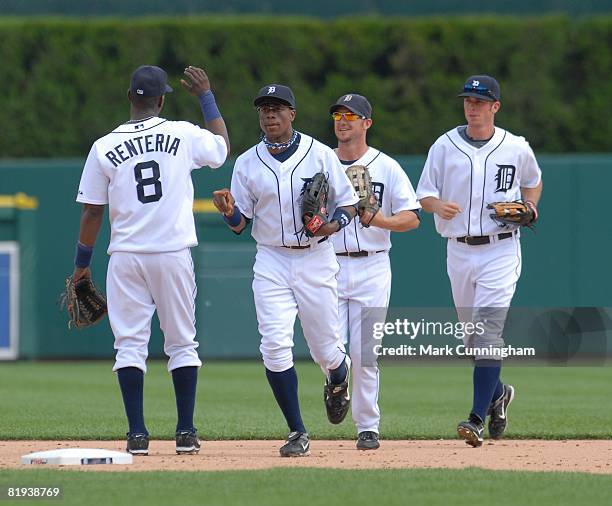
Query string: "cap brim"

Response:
xmin=457 ymin=92 xmax=496 ymax=102
xmin=165 ymin=84 xmax=173 ymax=93
xmin=253 ymin=96 xmax=294 ymax=108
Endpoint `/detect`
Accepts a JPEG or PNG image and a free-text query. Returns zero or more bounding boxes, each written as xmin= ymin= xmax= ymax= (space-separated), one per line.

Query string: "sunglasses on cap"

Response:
xmin=331 ymin=111 xmax=365 ymax=121
xmin=463 ymin=84 xmax=498 ymax=100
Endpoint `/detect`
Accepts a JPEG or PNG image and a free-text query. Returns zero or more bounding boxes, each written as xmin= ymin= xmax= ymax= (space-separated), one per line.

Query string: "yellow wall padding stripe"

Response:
xmin=0 ymin=195 xmax=214 ymax=213
xmin=0 ymin=192 xmax=39 ymax=209
xmin=193 ymin=199 xmax=218 ymax=214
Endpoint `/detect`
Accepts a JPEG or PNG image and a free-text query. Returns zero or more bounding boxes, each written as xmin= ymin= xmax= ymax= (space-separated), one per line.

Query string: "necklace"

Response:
xmin=262 ymin=130 xmax=298 ymax=150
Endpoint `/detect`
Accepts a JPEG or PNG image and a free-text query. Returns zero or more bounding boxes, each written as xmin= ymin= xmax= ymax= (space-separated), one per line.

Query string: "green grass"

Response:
xmin=1 ymin=361 xmax=611 ymax=440
xmin=1 ymin=468 xmax=612 ymax=506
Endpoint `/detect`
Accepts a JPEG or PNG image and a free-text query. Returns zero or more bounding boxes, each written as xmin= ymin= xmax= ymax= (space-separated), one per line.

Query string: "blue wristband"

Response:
xmin=74 ymin=242 xmax=94 ymax=268
xmin=223 ymin=205 xmax=242 ymax=227
xmin=332 ymin=208 xmax=352 ymax=231
xmin=198 ymin=90 xmax=221 ymax=122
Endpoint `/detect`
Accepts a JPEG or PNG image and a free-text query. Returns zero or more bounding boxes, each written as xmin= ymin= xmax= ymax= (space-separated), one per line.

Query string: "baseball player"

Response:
xmin=329 ymin=94 xmax=421 ymax=450
xmin=71 ymin=65 xmax=229 ymax=455
xmin=212 ymin=84 xmax=358 ymax=457
xmin=416 ymin=75 xmax=542 ymax=447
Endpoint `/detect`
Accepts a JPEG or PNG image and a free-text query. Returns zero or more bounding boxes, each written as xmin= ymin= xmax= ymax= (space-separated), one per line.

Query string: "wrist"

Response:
xmin=331 ymin=208 xmax=352 ymax=231
xmin=198 ymin=90 xmax=221 ymax=122
xmin=328 ymin=220 xmax=341 ymax=234
xmin=524 ymin=200 xmax=538 ymax=222
xmin=74 ymin=242 xmax=94 ymax=268
xmin=223 ymin=205 xmax=241 ymax=227
xmin=369 ymin=212 xmax=384 ymax=227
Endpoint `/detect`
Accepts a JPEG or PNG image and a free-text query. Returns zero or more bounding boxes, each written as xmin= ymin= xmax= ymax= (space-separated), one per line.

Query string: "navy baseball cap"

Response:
xmin=253 ymin=84 xmax=296 ymax=108
xmin=458 ymin=75 xmax=501 ymax=102
xmin=130 ymin=65 xmax=173 ymax=97
xmin=329 ymin=94 xmax=372 ymax=118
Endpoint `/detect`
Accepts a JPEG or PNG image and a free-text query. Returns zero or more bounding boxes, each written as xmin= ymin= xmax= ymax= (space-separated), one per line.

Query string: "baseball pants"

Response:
xmin=447 ymin=233 xmax=522 ymax=358
xmin=253 ymin=242 xmax=347 ymax=373
xmin=107 ymin=248 xmax=202 ymax=373
xmin=337 ymin=251 xmax=391 ymax=434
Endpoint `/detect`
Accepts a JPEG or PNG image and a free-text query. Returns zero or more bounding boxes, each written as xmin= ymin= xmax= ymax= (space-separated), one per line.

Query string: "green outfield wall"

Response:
xmin=0 ymin=154 xmax=609 ymax=360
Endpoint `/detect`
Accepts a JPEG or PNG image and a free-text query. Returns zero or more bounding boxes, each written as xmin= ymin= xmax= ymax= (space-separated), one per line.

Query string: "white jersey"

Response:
xmin=331 ymin=147 xmax=421 ymax=253
xmin=77 ymin=117 xmax=227 ymax=254
xmin=231 ymin=132 xmax=358 ymax=247
xmin=416 ymin=126 xmax=541 ymax=238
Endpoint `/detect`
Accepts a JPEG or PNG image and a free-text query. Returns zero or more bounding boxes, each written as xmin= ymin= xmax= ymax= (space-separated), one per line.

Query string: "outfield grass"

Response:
xmin=1 ymin=468 xmax=612 ymax=506
xmin=0 ymin=361 xmax=611 ymax=440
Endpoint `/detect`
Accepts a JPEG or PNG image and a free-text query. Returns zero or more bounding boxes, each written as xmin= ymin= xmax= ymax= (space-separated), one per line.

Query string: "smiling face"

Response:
xmin=257 ymin=100 xmax=296 ymax=142
xmin=332 ymin=106 xmax=372 ymax=144
xmin=463 ymin=97 xmax=500 ymax=129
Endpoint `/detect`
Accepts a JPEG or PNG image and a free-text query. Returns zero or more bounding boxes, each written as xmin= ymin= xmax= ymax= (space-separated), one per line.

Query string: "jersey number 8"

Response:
xmin=134 ymin=161 xmax=162 ymax=204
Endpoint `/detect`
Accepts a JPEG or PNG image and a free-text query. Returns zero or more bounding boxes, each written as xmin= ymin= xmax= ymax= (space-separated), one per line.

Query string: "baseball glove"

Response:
xmin=487 ymin=200 xmax=537 ymax=228
xmin=345 ymin=165 xmax=379 ymax=227
xmin=59 ymin=276 xmax=108 ymax=329
xmin=301 ymin=171 xmax=329 ymax=237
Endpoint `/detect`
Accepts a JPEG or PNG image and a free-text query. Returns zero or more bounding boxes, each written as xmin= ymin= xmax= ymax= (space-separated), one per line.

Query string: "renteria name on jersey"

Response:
xmin=105 ymin=134 xmax=181 ymax=167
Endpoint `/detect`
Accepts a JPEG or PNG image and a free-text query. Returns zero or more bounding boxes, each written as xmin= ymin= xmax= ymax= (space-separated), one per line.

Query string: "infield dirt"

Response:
xmin=2 ymin=440 xmax=611 ymax=474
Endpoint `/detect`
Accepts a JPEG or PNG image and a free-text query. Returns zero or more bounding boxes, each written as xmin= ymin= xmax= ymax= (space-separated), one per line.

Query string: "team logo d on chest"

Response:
xmin=494 ymin=164 xmax=516 ymax=193
xmin=372 ymin=183 xmax=384 ymax=207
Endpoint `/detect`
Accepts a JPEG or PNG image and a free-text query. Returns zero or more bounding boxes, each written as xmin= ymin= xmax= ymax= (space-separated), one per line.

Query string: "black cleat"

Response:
xmin=176 ymin=429 xmax=201 ymax=454
xmin=324 ymin=368 xmax=351 ymax=424
xmin=356 ymin=431 xmax=380 ymax=450
xmin=488 ymin=384 xmax=515 ymax=440
xmin=279 ymin=431 xmax=310 ymax=457
xmin=126 ymin=433 xmax=149 ymax=456
xmin=457 ymin=414 xmax=484 ymax=448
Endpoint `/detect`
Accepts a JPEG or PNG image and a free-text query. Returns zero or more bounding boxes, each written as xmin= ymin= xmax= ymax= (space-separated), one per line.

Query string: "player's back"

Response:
xmin=77 ymin=117 xmax=227 ymax=254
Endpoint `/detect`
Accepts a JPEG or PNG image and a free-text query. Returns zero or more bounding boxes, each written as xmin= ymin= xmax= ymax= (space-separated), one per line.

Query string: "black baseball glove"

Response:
xmin=59 ymin=276 xmax=108 ymax=329
xmin=301 ymin=171 xmax=329 ymax=237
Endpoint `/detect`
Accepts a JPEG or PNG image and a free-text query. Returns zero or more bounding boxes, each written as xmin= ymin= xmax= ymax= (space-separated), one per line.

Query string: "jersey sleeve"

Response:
xmin=326 ymin=150 xmax=358 ymax=210
xmin=390 ymin=161 xmax=421 ymax=214
xmin=416 ymin=143 xmax=441 ymax=200
xmin=188 ymin=123 xmax=228 ymax=170
xmin=519 ymin=140 xmax=542 ymax=188
xmin=76 ymin=143 xmax=109 ymax=205
xmin=230 ymin=160 xmax=256 ymax=220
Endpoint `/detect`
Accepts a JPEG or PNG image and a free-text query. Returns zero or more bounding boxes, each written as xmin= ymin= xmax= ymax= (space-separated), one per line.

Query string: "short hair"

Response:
xmin=130 ymin=94 xmax=161 ymax=110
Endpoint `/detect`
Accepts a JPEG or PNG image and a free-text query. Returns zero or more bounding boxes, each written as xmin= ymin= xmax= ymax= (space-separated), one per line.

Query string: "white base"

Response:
xmin=22 ymin=448 xmax=133 ymax=465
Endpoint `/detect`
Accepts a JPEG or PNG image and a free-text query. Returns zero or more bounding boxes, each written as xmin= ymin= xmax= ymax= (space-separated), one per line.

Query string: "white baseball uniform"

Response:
xmin=230 ymin=132 xmax=358 ymax=373
xmin=331 ymin=147 xmax=420 ymax=434
xmin=417 ymin=126 xmax=541 ymax=355
xmin=76 ymin=116 xmax=228 ymax=372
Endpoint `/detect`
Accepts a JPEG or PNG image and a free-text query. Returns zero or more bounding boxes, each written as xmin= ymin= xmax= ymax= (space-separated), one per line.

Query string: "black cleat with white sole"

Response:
xmin=176 ymin=429 xmax=201 ymax=454
xmin=488 ymin=384 xmax=515 ymax=439
xmin=280 ymin=431 xmax=310 ymax=457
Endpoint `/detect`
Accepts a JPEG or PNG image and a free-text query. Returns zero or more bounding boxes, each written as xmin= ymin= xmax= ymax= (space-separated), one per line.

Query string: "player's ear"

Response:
xmin=158 ymin=95 xmax=165 ymax=109
xmin=492 ymin=101 xmax=501 ymax=113
xmin=289 ymin=109 xmax=296 ymax=122
xmin=363 ymin=118 xmax=373 ymax=130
